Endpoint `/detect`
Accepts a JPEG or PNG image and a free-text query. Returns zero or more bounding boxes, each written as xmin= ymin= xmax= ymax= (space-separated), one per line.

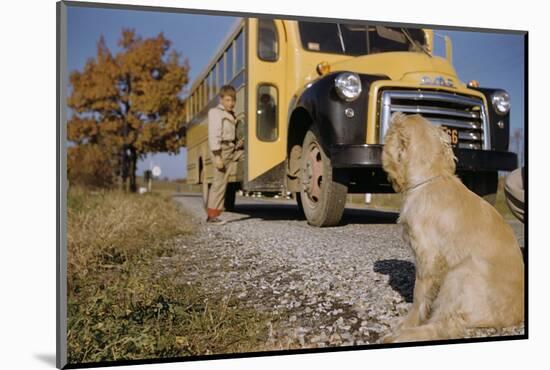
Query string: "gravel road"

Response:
xmin=166 ymin=193 xmax=525 ymax=349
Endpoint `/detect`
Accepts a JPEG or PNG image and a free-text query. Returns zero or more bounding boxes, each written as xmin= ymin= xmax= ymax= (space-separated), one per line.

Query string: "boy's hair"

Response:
xmin=219 ymin=85 xmax=236 ymax=99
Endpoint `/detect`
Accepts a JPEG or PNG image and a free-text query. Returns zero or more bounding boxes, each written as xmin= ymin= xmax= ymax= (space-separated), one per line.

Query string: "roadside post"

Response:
xmin=144 ymin=170 xmax=152 ymax=192
xmin=152 ymin=166 xmax=162 ymax=192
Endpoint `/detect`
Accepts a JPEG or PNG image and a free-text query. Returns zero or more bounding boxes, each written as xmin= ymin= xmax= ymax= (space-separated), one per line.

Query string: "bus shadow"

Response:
xmin=340 ymin=207 xmax=399 ymax=225
xmin=231 ymin=203 xmax=304 ymax=221
xmin=231 ymin=202 xmax=399 ymax=225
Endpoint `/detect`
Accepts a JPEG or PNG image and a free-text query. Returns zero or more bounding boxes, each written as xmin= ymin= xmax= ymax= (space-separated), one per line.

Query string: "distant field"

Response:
xmin=136 ymin=176 xmax=200 ymax=195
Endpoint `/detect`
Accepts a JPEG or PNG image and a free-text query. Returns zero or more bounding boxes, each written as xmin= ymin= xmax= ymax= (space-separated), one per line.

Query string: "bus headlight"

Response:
xmin=491 ymin=90 xmax=510 ymax=115
xmin=334 ymin=72 xmax=362 ymax=102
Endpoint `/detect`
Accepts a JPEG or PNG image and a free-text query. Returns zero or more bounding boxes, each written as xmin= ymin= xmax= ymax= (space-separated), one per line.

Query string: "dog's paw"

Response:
xmin=381 ymin=332 xmax=399 ymax=344
xmin=386 ymin=314 xmax=417 ymax=334
xmin=382 ymin=327 xmax=439 ymax=343
xmin=397 ymin=313 xmax=421 ymax=329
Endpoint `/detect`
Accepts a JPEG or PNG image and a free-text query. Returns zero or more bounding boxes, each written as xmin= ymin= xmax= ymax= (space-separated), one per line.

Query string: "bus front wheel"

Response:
xmin=299 ymin=129 xmax=348 ymax=227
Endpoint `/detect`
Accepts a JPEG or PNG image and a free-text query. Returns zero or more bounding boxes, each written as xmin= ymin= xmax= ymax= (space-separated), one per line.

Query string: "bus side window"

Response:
xmin=235 ymin=31 xmax=244 ymax=71
xmin=218 ymin=56 xmax=225 ymax=86
xmin=256 ymin=84 xmax=278 ymax=142
xmin=258 ymin=19 xmax=278 ymax=62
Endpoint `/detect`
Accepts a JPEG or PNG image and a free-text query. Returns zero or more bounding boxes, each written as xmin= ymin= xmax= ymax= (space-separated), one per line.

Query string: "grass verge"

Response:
xmin=67 ymin=187 xmax=269 ymax=364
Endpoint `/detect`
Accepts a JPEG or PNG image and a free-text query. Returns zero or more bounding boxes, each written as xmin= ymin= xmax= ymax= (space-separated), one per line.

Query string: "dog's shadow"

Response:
xmin=373 ymin=259 xmax=416 ymax=303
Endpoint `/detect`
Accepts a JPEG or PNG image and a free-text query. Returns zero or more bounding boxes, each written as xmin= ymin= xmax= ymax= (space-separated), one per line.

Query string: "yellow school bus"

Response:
xmin=183 ymin=17 xmax=517 ymax=226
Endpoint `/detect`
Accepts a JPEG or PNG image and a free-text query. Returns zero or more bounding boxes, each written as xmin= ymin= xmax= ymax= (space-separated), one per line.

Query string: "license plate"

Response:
xmin=440 ymin=126 xmax=459 ymax=147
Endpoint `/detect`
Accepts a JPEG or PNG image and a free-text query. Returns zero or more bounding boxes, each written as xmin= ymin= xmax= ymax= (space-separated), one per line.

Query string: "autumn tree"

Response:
xmin=67 ymin=144 xmax=116 ymax=188
xmin=67 ymin=29 xmax=190 ymax=191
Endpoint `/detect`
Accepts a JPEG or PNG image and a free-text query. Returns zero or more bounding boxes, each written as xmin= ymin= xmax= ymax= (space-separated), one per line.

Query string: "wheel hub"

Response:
xmin=302 ymin=143 xmax=323 ymax=203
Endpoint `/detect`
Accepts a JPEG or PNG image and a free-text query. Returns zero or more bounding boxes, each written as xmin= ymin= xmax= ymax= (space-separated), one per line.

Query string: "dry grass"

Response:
xmin=67 ymin=188 xmax=189 ymax=284
xmin=67 ymin=187 xmax=269 ymax=365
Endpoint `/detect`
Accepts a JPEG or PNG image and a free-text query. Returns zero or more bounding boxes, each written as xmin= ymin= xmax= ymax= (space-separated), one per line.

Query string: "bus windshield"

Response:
xmin=298 ymin=22 xmax=427 ymax=56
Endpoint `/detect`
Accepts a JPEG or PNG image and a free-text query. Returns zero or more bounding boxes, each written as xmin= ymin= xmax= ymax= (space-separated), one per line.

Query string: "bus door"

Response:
xmin=246 ymin=18 xmax=287 ymax=187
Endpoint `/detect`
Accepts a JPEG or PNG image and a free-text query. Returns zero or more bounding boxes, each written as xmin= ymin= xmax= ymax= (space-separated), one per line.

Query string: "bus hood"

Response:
xmin=327 ymin=52 xmax=461 ymax=85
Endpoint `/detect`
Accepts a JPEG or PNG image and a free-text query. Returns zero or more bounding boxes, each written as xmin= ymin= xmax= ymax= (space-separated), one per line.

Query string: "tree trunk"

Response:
xmin=129 ymin=147 xmax=138 ymax=193
xmin=120 ymin=146 xmax=129 ymax=191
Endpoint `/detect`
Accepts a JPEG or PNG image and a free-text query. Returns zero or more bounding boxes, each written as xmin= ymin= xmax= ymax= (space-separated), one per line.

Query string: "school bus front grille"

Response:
xmin=379 ymin=90 xmax=491 ymax=150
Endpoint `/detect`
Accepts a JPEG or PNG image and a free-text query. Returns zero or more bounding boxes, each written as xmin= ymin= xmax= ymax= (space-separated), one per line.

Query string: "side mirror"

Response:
xmin=423 ymin=29 xmax=434 ymax=55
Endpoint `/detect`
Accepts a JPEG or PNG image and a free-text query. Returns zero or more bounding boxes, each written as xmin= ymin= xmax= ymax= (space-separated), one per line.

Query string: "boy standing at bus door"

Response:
xmin=205 ymin=85 xmax=245 ymax=225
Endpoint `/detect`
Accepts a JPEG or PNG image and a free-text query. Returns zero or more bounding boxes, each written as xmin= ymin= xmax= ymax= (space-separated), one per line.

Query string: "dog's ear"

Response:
xmin=382 ymin=112 xmax=411 ymax=192
xmin=389 ymin=113 xmax=410 ymax=162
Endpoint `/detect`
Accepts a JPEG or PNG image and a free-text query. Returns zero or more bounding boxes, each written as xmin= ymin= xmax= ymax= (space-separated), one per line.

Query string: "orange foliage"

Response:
xmin=67 ymin=144 xmax=116 ymax=188
xmin=67 ymin=30 xmax=190 ymax=190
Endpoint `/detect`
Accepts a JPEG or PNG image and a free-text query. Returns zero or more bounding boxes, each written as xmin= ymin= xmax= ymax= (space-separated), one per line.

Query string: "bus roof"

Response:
xmin=185 ymin=17 xmax=245 ymax=97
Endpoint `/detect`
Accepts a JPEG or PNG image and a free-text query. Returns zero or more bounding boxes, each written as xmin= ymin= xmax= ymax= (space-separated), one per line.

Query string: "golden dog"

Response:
xmin=381 ymin=112 xmax=524 ymax=343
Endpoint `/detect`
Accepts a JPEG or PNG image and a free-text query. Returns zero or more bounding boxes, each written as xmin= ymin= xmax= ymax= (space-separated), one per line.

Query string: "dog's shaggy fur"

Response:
xmin=381 ymin=113 xmax=524 ymax=343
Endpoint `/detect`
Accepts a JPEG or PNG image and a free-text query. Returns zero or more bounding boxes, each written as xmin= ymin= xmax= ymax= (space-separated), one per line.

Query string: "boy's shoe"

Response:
xmin=206 ymin=217 xmax=227 ymax=225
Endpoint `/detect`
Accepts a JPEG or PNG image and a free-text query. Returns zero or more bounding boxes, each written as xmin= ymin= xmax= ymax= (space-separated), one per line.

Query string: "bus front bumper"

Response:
xmin=329 ymin=144 xmax=518 ymax=172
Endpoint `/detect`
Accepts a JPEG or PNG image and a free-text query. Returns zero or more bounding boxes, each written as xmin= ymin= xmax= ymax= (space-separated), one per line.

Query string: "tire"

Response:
xmin=504 ymin=167 xmax=524 ymax=223
xmin=299 ymin=129 xmax=348 ymax=226
xmin=224 ymin=183 xmax=238 ymax=211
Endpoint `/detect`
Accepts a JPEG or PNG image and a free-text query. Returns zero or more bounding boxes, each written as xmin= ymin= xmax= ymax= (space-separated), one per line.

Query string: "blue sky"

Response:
xmin=67 ymin=6 xmax=525 ymax=179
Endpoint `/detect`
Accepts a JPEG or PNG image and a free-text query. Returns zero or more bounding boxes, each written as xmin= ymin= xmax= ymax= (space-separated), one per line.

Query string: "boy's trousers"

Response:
xmin=206 ymin=141 xmax=244 ymax=218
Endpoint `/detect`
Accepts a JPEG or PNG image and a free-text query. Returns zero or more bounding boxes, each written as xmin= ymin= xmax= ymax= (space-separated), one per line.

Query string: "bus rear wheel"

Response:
xmin=299 ymin=129 xmax=348 ymax=227
xmin=201 ymin=170 xmax=210 ymax=210
xmin=224 ymin=183 xmax=238 ymax=211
